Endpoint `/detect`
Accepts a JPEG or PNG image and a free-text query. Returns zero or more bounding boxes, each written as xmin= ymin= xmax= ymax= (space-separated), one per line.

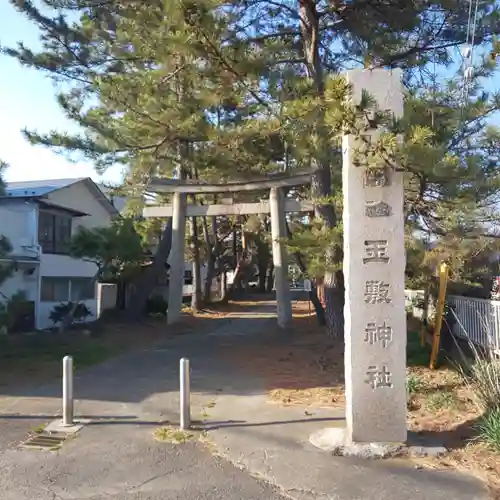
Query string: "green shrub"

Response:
xmin=407 ymin=330 xmax=430 ymax=366
xmin=469 ymin=358 xmax=500 ymax=412
xmin=146 ymin=294 xmax=168 ymax=316
xmin=7 ymin=290 xmax=33 ymax=331
xmin=0 ymin=291 xmax=34 ymax=333
xmin=476 ymin=408 xmax=500 ymax=452
xmin=49 ymin=302 xmax=91 ymax=325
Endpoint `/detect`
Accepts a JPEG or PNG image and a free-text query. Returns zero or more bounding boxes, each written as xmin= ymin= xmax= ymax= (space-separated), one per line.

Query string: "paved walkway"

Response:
xmin=0 ymin=302 xmax=490 ymax=500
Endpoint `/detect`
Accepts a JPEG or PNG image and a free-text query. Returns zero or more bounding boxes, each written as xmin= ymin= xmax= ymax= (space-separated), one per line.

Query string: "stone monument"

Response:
xmin=344 ymin=68 xmax=406 ymax=444
xmin=311 ymin=68 xmax=407 ymax=452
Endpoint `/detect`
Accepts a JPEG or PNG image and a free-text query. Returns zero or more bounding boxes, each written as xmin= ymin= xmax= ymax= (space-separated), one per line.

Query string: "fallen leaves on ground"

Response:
xmin=221 ymin=301 xmax=345 ymax=407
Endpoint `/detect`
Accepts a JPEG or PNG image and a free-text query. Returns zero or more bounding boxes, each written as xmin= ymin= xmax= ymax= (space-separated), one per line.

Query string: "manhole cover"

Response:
xmin=21 ymin=432 xmax=67 ymax=450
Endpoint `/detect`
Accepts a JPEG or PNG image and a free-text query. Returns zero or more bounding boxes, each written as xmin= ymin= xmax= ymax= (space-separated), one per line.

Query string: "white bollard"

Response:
xmin=62 ymin=356 xmax=74 ymax=426
xmin=180 ymin=358 xmax=191 ymax=430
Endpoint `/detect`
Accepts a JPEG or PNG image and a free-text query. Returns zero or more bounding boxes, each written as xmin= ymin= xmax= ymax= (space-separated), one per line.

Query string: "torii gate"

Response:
xmin=143 ymin=172 xmax=315 ymax=328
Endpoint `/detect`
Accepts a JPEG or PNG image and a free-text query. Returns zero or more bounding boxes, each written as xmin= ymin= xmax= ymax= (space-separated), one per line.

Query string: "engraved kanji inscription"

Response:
xmin=363 ymin=240 xmax=389 ymax=264
xmin=364 ymin=168 xmax=390 ymax=187
xmin=364 ymin=280 xmax=392 ymax=304
xmin=365 ymin=365 xmax=393 ymax=389
xmin=365 ymin=201 xmax=392 ymax=218
xmin=364 ymin=321 xmax=393 ymax=347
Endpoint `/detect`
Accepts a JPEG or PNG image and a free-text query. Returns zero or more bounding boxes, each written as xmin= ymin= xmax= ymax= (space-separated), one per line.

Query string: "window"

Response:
xmin=70 ymin=278 xmax=95 ymax=301
xmin=184 ymin=270 xmax=193 ymax=285
xmin=38 ymin=211 xmax=72 ymax=254
xmin=38 ymin=212 xmax=55 ymax=253
xmin=41 ymin=277 xmax=95 ymax=302
xmin=41 ymin=278 xmax=70 ymax=302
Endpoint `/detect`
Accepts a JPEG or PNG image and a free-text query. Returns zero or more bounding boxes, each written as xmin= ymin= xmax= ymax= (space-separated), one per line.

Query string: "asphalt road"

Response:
xmin=0 ymin=416 xmax=288 ymax=500
xmin=0 ymin=308 xmax=288 ymax=500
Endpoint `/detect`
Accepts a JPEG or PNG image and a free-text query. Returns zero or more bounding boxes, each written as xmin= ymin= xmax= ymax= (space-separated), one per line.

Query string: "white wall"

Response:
xmin=40 ymin=254 xmax=98 ymax=278
xmin=0 ymin=201 xmax=39 ymax=258
xmin=47 ymin=180 xmax=114 ymax=231
xmin=97 ymin=283 xmax=117 ymax=315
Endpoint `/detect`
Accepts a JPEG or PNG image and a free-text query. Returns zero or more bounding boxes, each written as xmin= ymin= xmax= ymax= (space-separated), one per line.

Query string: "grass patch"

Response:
xmin=0 ymin=335 xmax=117 ymax=366
xmin=154 ymin=426 xmax=195 ymax=444
xmin=32 ymin=423 xmax=47 ymax=434
xmin=406 ymin=374 xmax=425 ymax=395
xmin=0 ymin=314 xmax=202 ymax=389
xmin=425 ymin=390 xmax=458 ymax=412
xmin=476 ymin=409 xmax=500 ymax=453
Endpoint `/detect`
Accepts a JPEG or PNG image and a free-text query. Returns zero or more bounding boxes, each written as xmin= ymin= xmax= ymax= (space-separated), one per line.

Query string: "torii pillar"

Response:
xmin=168 ymin=192 xmax=187 ymax=325
xmin=270 ymin=187 xmax=292 ymax=327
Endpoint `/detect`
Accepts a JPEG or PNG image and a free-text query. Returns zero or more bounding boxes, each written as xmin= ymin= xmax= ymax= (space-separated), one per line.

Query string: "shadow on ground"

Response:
xmin=0 ymin=299 xmax=296 ymax=406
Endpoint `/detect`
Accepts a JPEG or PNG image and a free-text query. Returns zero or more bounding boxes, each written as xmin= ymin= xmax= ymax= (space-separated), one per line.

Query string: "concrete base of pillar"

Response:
xmin=309 ymin=427 xmax=447 ymax=459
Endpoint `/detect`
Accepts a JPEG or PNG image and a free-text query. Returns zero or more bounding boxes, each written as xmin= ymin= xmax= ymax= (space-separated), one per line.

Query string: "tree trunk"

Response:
xmin=116 ymin=275 xmax=125 ymax=310
xmin=422 ymin=285 xmax=430 ymax=327
xmin=266 ymin=263 xmax=274 ymax=293
xmin=256 ymin=234 xmax=271 ymax=293
xmin=202 ymin=216 xmax=215 ymax=302
xmin=125 ymin=219 xmax=173 ymax=321
xmin=190 ymin=215 xmax=202 ymax=311
xmin=300 ymin=0 xmax=343 ymax=337
xmin=220 ymin=271 xmax=228 ymax=302
xmin=231 ymin=223 xmax=244 ymax=292
xmin=285 ymin=220 xmax=326 ymax=325
xmin=258 ymin=263 xmax=267 ymax=293
xmin=232 ymin=221 xmax=237 ymax=267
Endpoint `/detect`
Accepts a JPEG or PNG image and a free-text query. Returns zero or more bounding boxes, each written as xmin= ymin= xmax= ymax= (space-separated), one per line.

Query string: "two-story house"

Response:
xmin=0 ymin=177 xmax=119 ymax=330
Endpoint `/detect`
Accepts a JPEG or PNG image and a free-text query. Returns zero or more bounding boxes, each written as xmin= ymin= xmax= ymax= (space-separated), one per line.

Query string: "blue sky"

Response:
xmin=0 ymin=3 xmax=498 ymax=186
xmin=0 ymin=2 xmax=123 ymax=185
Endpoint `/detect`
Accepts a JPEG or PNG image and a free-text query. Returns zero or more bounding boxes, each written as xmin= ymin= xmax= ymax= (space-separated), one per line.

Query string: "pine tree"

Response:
xmin=402 ymin=48 xmax=500 ymax=295
xmin=6 ymin=0 xmax=500 ymax=335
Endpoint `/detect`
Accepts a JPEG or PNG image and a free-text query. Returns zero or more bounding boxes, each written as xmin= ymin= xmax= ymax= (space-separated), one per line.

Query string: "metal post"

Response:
xmin=180 ymin=358 xmax=190 ymax=430
xmin=62 ymin=356 xmax=74 ymax=426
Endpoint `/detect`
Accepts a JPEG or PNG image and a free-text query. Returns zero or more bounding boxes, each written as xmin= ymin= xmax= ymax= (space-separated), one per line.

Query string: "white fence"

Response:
xmin=448 ymin=295 xmax=500 ymax=354
xmin=405 ymin=289 xmax=424 ymax=308
xmin=405 ymin=289 xmax=500 ymax=354
xmin=404 ymin=289 xmax=431 ymax=320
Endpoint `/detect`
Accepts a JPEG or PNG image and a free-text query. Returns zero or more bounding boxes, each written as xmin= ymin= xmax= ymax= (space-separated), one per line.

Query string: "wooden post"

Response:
xmin=430 ymin=262 xmax=449 ymax=370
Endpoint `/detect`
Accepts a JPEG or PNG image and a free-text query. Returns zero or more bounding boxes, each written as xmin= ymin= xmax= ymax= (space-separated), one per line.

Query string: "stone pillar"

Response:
xmin=343 ymin=69 xmax=406 ymax=443
xmin=269 ymin=187 xmax=292 ymax=328
xmin=168 ymin=192 xmax=187 ymax=325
